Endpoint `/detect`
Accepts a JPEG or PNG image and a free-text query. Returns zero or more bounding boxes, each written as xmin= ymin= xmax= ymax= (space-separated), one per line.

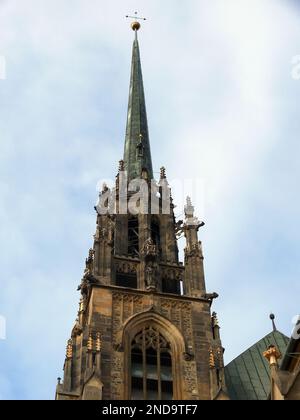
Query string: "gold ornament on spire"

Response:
xmin=126 ymin=11 xmax=146 ymax=32
xmin=131 ymin=21 xmax=141 ymax=31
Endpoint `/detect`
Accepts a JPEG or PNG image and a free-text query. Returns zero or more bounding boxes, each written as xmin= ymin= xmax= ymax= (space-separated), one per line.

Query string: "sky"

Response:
xmin=0 ymin=0 xmax=300 ymax=400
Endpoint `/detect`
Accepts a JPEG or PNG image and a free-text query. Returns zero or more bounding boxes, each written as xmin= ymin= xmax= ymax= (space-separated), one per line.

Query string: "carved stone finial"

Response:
xmin=184 ymin=196 xmax=196 ymax=224
xmin=102 ymin=183 xmax=109 ymax=194
xmin=72 ymin=317 xmax=83 ymax=338
xmin=77 ymin=276 xmax=89 ymax=300
xmin=160 ymin=167 xmax=166 ymax=180
xmin=183 ymin=352 xmax=194 ymax=362
xmin=212 ymin=312 xmax=219 ymax=327
xmin=87 ymin=333 xmax=93 ymax=352
xmin=186 ymin=196 xmax=192 ymax=208
xmin=66 ymin=339 xmax=73 ymax=360
xmin=94 ymin=225 xmax=100 ymax=241
xmin=263 ymin=345 xmax=282 ymax=366
xmin=96 ymin=333 xmax=102 ymax=352
xmin=209 ymin=348 xmax=215 ymax=369
xmin=79 ymin=298 xmax=84 ymax=313
xmin=84 ymin=249 xmax=95 ymax=278
xmin=89 ymin=248 xmax=95 ymax=259
xmin=119 ymin=160 xmax=125 ymax=172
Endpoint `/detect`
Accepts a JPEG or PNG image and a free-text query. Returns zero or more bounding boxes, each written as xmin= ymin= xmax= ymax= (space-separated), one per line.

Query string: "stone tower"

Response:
xmin=55 ymin=22 xmax=226 ymax=401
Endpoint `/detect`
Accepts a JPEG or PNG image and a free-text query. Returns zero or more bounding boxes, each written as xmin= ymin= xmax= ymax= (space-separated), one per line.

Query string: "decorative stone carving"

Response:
xmin=113 ymin=343 xmax=124 ymax=353
xmin=216 ymin=347 xmax=224 ymax=368
xmin=211 ymin=312 xmax=219 ymax=328
xmin=161 ymin=266 xmax=184 ymax=282
xmin=111 ymin=352 xmax=124 ymax=400
xmin=115 ymin=261 xmax=138 ymax=275
xmin=77 ymin=277 xmax=90 ymax=310
xmin=84 ymin=249 xmax=95 ymax=278
xmin=87 ymin=333 xmax=93 ymax=352
xmin=141 ymin=237 xmax=157 ymax=258
xmin=175 ymin=220 xmax=184 ymax=238
xmin=209 ymin=348 xmax=215 ymax=369
xmin=119 ymin=160 xmax=125 ymax=172
xmin=184 ymin=242 xmax=203 ymax=259
xmin=112 ymin=292 xmax=143 ymax=347
xmin=183 ymin=360 xmax=199 ymax=397
xmin=96 ymin=333 xmax=102 ymax=353
xmin=72 ymin=318 xmax=83 ymax=338
xmin=94 ymin=226 xmax=100 ymax=242
xmin=209 ymin=345 xmax=225 ymax=370
xmin=145 ymin=263 xmax=158 ymax=292
xmin=134 ymin=326 xmax=169 ymax=351
xmin=183 ymin=352 xmax=195 ymax=362
xmin=66 ymin=339 xmax=73 ymax=360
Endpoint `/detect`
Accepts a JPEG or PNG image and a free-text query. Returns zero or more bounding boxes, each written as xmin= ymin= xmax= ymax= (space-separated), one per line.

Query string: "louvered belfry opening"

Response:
xmin=128 ymin=216 xmax=139 ymax=257
xmin=130 ymin=326 xmax=173 ymax=400
xmin=150 ymin=219 xmax=160 ymax=248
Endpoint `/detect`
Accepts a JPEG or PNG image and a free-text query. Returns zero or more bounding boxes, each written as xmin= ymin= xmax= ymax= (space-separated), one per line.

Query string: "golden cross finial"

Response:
xmin=126 ymin=12 xmax=146 ymax=32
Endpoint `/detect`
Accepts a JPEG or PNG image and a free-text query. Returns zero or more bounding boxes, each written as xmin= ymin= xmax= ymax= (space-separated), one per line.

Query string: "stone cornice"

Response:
xmin=90 ymin=283 xmax=211 ymax=305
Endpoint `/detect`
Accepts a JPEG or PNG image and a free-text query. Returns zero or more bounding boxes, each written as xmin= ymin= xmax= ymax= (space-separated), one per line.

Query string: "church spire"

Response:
xmin=56 ymin=18 xmax=223 ymax=401
xmin=124 ymin=22 xmax=153 ymax=182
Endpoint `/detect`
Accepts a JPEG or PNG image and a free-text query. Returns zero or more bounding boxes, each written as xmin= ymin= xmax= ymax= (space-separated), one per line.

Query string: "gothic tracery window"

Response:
xmin=130 ymin=326 xmax=173 ymax=400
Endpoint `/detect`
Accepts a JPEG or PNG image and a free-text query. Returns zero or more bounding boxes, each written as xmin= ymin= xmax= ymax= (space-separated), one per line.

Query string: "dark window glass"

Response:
xmin=162 ymin=278 xmax=181 ymax=295
xmin=116 ymin=273 xmax=137 ymax=289
xmin=130 ymin=327 xmax=173 ymax=400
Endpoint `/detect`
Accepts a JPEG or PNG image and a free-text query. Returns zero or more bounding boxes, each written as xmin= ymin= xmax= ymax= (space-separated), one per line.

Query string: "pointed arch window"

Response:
xmin=130 ymin=326 xmax=173 ymax=400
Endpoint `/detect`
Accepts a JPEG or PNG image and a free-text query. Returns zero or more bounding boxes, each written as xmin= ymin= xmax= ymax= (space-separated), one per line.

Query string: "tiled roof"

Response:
xmin=225 ymin=331 xmax=289 ymax=400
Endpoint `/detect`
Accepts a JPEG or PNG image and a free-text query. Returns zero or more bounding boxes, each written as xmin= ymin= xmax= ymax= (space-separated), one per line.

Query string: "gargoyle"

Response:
xmin=203 ymin=292 xmax=219 ymax=302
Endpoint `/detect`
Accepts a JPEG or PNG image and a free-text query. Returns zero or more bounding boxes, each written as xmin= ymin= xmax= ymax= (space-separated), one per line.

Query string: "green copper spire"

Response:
xmin=124 ymin=28 xmax=153 ymax=182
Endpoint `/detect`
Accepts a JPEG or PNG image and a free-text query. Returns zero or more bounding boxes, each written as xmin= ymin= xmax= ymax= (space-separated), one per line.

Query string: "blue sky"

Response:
xmin=0 ymin=0 xmax=300 ymax=399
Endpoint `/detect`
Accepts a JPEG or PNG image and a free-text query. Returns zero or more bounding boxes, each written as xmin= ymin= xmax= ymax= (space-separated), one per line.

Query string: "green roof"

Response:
xmin=225 ymin=331 xmax=289 ymax=400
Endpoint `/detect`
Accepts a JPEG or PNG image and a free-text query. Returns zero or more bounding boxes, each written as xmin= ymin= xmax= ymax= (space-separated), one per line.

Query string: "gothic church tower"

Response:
xmin=55 ymin=21 xmax=226 ymax=401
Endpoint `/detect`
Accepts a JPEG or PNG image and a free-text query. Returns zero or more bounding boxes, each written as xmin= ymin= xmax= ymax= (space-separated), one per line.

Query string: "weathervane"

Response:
xmin=126 ymin=11 xmax=147 ymax=32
